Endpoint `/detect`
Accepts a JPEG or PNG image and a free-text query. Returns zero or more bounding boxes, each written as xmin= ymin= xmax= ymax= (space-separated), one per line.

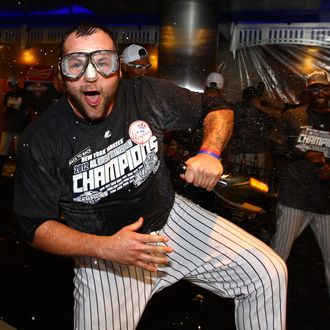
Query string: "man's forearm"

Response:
xmin=200 ymin=109 xmax=234 ymax=153
xmin=32 ymin=220 xmax=103 ymax=258
xmin=32 ymin=219 xmax=173 ymax=272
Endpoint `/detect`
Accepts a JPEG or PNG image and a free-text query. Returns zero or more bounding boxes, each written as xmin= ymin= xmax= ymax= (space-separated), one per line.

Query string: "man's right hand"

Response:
xmin=305 ymin=150 xmax=326 ymax=165
xmin=305 ymin=151 xmax=330 ymax=180
xmin=32 ymin=218 xmax=173 ymax=273
xmin=305 ymin=150 xmax=326 ymax=168
xmin=100 ymin=217 xmax=173 ymax=272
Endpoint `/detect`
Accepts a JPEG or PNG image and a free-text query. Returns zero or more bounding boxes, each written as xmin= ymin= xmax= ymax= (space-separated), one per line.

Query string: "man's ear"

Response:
xmin=57 ymin=63 xmax=68 ymax=92
xmin=57 ymin=62 xmax=66 ymax=82
xmin=121 ymin=62 xmax=127 ymax=73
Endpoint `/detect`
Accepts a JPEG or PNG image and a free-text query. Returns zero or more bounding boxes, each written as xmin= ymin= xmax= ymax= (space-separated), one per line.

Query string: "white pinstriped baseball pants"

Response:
xmin=271 ymin=202 xmax=330 ymax=298
xmin=73 ymin=194 xmax=287 ymax=330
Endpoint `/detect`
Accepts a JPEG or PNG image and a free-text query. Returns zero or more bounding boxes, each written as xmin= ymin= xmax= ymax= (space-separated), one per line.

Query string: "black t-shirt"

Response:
xmin=269 ymin=105 xmax=330 ymax=214
xmin=14 ymin=77 xmax=231 ymax=240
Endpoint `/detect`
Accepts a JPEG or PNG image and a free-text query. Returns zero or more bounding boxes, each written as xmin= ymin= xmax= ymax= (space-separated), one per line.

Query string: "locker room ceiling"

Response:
xmin=0 ymin=0 xmax=329 ymax=25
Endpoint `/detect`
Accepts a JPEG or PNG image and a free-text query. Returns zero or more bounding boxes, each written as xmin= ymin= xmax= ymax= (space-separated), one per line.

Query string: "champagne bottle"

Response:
xmin=179 ymin=164 xmax=273 ymax=213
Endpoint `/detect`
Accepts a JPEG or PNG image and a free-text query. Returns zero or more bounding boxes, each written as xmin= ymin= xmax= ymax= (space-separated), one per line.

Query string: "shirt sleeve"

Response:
xmin=140 ymin=77 xmax=233 ymax=131
xmin=14 ymin=129 xmax=61 ymax=239
xmin=16 ymin=214 xmax=50 ymax=242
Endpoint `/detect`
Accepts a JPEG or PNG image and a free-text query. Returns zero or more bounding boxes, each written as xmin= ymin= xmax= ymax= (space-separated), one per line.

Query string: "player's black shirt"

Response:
xmin=270 ymin=105 xmax=330 ymax=214
xmin=14 ymin=77 xmax=232 ymax=241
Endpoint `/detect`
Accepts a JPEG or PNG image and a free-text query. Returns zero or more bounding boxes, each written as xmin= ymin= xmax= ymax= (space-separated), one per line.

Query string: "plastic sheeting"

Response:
xmin=218 ymin=44 xmax=330 ymax=104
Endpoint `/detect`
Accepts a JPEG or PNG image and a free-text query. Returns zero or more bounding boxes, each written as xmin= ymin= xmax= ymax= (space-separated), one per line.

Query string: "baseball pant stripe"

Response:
xmin=73 ymin=194 xmax=287 ymax=330
xmin=271 ymin=203 xmax=330 ymax=297
xmin=310 ymin=214 xmax=330 ymax=296
xmin=165 ymin=204 xmax=261 ymax=297
xmin=271 ymin=203 xmax=311 ymax=260
xmin=164 ymin=197 xmax=286 ymax=330
xmin=174 ymin=197 xmax=284 ymax=328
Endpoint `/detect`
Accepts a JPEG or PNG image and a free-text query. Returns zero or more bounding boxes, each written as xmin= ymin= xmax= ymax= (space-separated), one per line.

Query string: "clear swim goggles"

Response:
xmin=60 ymin=50 xmax=119 ymax=80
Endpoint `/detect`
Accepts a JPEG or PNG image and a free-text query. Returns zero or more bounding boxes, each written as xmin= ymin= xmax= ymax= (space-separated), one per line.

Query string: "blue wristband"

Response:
xmin=197 ymin=149 xmax=221 ymax=160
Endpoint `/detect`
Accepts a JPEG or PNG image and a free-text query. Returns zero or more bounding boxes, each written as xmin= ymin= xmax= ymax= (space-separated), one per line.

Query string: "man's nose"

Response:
xmin=84 ymin=62 xmax=98 ymax=81
xmin=138 ymin=67 xmax=149 ymax=76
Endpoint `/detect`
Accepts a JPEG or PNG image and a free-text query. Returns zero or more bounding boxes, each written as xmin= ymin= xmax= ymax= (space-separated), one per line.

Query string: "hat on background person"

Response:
xmin=205 ymin=72 xmax=224 ymax=90
xmin=242 ymin=86 xmax=257 ymax=101
xmin=307 ymin=70 xmax=330 ymax=87
xmin=122 ymin=44 xmax=149 ymax=64
xmin=7 ymin=76 xmax=18 ymax=86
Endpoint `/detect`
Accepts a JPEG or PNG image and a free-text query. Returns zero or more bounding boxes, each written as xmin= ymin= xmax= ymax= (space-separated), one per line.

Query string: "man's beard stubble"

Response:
xmin=67 ymin=91 xmax=115 ymax=124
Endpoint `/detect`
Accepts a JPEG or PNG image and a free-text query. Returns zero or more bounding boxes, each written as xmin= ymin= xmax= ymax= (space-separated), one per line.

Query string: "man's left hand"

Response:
xmin=179 ymin=153 xmax=223 ymax=191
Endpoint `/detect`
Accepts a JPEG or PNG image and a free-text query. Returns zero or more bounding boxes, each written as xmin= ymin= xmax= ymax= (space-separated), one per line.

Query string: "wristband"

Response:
xmin=198 ymin=148 xmax=221 ymax=160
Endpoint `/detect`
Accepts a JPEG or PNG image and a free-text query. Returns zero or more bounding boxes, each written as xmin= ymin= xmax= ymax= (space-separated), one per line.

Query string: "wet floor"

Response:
xmin=0 ymin=164 xmax=329 ymax=330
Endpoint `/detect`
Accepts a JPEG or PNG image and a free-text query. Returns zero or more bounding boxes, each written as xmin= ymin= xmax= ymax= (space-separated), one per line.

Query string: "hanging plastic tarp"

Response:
xmin=218 ymin=22 xmax=330 ymax=104
xmin=219 ymin=44 xmax=330 ymax=104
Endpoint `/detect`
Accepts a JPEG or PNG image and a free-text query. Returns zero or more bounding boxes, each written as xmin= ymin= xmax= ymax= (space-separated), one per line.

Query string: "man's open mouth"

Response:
xmin=84 ymin=91 xmax=101 ymax=106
